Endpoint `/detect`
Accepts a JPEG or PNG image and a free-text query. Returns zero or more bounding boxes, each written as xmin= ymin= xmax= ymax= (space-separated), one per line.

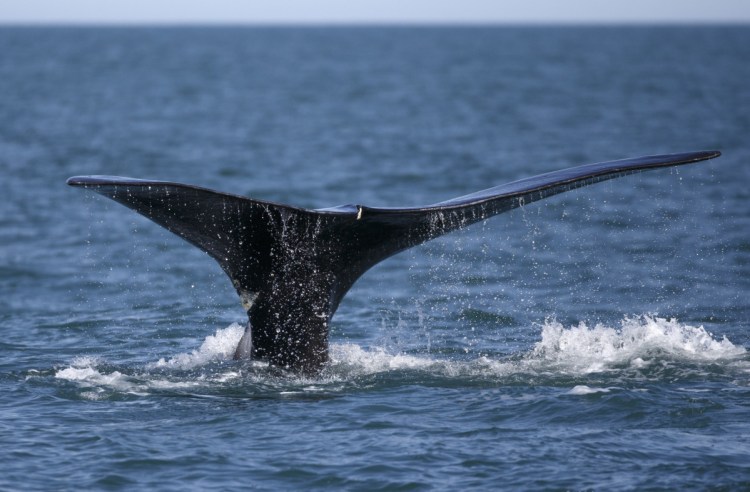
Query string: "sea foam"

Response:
xmin=150 ymin=322 xmax=245 ymax=370
xmin=530 ymin=315 xmax=746 ymax=373
xmin=54 ymin=315 xmax=746 ymax=395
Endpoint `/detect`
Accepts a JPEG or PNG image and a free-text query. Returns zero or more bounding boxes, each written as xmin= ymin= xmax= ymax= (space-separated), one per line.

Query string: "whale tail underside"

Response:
xmin=68 ymin=150 xmax=720 ymax=373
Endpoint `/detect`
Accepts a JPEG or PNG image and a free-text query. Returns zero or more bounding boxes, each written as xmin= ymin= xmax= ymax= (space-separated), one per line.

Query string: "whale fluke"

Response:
xmin=68 ymin=150 xmax=720 ymax=373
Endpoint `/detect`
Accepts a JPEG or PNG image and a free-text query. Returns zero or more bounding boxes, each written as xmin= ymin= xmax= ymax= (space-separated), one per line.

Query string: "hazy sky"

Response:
xmin=1 ymin=0 xmax=749 ymax=24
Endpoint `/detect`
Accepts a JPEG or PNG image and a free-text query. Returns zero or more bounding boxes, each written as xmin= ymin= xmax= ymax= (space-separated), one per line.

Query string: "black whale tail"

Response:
xmin=67 ymin=150 xmax=720 ymax=373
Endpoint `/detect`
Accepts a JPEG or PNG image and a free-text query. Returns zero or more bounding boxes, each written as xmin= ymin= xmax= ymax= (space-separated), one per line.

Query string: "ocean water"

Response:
xmin=1 ymin=26 xmax=749 ymax=490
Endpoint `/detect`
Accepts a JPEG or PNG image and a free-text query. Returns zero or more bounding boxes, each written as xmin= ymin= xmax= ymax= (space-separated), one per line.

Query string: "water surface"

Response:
xmin=1 ymin=26 xmax=749 ymax=490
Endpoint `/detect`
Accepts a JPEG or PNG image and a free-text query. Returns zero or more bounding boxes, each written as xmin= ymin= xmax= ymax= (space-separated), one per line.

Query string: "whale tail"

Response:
xmin=68 ymin=150 xmax=720 ymax=373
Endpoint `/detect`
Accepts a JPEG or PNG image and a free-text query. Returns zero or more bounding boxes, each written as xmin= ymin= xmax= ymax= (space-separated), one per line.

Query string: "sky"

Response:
xmin=1 ymin=0 xmax=749 ymax=24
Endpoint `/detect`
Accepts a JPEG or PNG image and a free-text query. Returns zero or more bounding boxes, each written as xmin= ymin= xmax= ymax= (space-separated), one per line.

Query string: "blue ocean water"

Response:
xmin=1 ymin=26 xmax=749 ymax=490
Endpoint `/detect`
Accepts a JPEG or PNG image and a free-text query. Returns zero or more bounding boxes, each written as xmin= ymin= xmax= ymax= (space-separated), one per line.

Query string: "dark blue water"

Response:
xmin=1 ymin=26 xmax=749 ymax=490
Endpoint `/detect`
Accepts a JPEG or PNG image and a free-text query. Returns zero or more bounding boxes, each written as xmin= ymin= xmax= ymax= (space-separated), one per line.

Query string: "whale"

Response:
xmin=68 ymin=150 xmax=720 ymax=374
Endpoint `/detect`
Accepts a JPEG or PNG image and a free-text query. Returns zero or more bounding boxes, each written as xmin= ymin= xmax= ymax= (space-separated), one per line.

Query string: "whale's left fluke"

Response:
xmin=68 ymin=150 xmax=720 ymax=373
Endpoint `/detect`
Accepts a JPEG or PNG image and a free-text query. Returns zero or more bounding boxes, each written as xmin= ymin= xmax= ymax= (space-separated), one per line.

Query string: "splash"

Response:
xmin=150 ymin=323 xmax=245 ymax=370
xmin=55 ymin=356 xmax=124 ymax=384
xmin=53 ymin=316 xmax=746 ymax=397
xmin=328 ymin=344 xmax=443 ymax=374
xmin=53 ymin=326 xmax=246 ymax=398
xmin=55 ymin=356 xmax=145 ymax=396
xmin=530 ymin=315 xmax=746 ymax=373
xmin=327 ymin=315 xmax=746 ymax=379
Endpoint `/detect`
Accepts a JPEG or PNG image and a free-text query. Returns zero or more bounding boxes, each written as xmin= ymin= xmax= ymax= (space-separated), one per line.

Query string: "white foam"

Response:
xmin=54 ymin=327 xmax=246 ymax=396
xmin=55 ymin=359 xmax=229 ymax=397
xmin=568 ymin=385 xmax=611 ymax=395
xmin=328 ymin=343 xmax=442 ymax=374
xmin=531 ymin=315 xmax=746 ymax=374
xmin=53 ymin=316 xmax=746 ymax=396
xmin=55 ymin=356 xmax=116 ymax=383
xmin=56 ymin=360 xmax=138 ymax=396
xmin=328 ymin=315 xmax=745 ymax=379
xmin=151 ymin=322 xmax=245 ymax=370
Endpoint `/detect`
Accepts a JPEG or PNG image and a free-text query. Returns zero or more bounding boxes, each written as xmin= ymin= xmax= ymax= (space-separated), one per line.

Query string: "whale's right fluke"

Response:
xmin=67 ymin=150 xmax=720 ymax=373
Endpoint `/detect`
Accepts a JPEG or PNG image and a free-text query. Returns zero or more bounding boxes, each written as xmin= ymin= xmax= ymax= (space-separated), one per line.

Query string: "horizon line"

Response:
xmin=1 ymin=20 xmax=749 ymax=27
